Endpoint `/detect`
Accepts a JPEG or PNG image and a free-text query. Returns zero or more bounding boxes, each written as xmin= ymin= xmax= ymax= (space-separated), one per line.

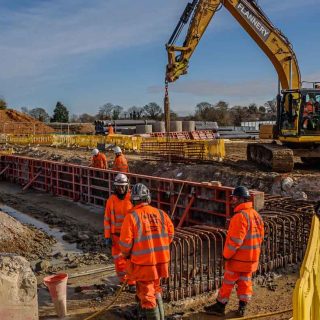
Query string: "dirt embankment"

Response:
xmin=0 ymin=109 xmax=54 ymax=134
xmin=0 ymin=209 xmax=54 ymax=260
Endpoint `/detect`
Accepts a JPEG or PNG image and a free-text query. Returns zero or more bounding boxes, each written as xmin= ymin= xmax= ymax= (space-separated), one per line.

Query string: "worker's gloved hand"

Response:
xmin=105 ymin=238 xmax=112 ymax=248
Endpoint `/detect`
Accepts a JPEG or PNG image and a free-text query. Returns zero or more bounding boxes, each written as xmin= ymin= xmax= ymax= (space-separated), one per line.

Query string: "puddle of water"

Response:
xmin=0 ymin=205 xmax=81 ymax=256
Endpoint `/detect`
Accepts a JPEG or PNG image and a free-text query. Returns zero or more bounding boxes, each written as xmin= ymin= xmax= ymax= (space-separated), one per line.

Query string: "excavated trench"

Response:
xmin=0 ymin=151 xmax=316 ymax=319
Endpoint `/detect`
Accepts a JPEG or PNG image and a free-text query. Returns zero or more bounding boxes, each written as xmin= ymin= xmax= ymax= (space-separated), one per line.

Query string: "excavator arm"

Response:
xmin=166 ymin=0 xmax=301 ymax=90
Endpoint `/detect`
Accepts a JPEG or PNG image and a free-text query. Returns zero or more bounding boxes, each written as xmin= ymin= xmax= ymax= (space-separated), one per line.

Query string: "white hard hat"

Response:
xmin=114 ymin=146 xmax=122 ymax=154
xmin=92 ymin=148 xmax=99 ymax=156
xmin=131 ymin=183 xmax=151 ymax=203
xmin=114 ymin=173 xmax=129 ymax=186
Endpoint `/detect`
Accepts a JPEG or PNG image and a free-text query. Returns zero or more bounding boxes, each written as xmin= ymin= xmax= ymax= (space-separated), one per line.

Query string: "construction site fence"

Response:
xmin=0 ymin=134 xmax=225 ymax=160
xmin=293 ymin=214 xmax=320 ymax=320
xmin=140 ymin=140 xmax=225 ymax=161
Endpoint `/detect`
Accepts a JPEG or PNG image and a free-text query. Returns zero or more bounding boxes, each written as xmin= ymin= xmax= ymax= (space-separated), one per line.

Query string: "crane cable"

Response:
xmin=83 ymin=281 xmax=127 ymax=320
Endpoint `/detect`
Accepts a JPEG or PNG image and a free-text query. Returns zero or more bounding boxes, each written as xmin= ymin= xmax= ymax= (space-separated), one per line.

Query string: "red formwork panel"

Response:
xmin=190 ymin=130 xmax=218 ymax=140
xmin=150 ymin=130 xmax=218 ymax=140
xmin=150 ymin=131 xmax=191 ymax=139
xmin=0 ymin=155 xmax=263 ymax=227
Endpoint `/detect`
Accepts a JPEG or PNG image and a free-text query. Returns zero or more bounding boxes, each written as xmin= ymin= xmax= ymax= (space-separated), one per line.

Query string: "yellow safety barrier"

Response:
xmin=206 ymin=139 xmax=225 ymax=159
xmin=140 ymin=139 xmax=225 ymax=160
xmin=0 ymin=133 xmax=225 ymax=158
xmin=293 ymin=213 xmax=320 ymax=320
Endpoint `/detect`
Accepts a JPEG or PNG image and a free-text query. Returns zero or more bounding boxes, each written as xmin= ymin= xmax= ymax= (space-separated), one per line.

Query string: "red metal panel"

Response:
xmin=0 ymin=155 xmax=255 ymax=227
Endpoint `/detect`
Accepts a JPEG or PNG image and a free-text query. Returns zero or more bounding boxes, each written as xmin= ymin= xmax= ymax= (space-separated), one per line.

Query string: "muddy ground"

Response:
xmin=0 ymin=179 xmax=296 ymax=319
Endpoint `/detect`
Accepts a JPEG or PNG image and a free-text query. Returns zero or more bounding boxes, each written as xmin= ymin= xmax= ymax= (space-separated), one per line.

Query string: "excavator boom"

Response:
xmin=166 ymin=0 xmax=320 ymax=173
xmin=166 ymin=0 xmax=301 ymax=90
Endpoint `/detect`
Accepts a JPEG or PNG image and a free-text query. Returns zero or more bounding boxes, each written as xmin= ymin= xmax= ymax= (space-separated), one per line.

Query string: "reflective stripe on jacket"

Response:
xmin=104 ymin=192 xmax=133 ymax=238
xmin=91 ymin=153 xmax=107 ymax=169
xmin=119 ymin=203 xmax=174 ymax=266
xmin=113 ymin=154 xmax=129 ymax=172
xmin=223 ymin=202 xmax=264 ymax=270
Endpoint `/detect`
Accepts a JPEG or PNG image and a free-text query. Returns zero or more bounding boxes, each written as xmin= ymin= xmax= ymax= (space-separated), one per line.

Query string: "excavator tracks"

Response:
xmin=247 ymin=143 xmax=294 ymax=172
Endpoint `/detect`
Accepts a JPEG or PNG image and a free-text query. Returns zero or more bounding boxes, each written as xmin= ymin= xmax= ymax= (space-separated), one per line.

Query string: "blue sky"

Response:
xmin=0 ymin=0 xmax=319 ymax=116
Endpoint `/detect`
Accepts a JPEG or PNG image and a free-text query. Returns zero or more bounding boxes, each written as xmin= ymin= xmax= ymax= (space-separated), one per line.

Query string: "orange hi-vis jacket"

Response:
xmin=104 ymin=192 xmax=133 ymax=238
xmin=119 ymin=203 xmax=174 ymax=266
xmin=91 ymin=153 xmax=107 ymax=169
xmin=113 ymin=154 xmax=129 ymax=172
xmin=108 ymin=126 xmax=114 ymax=135
xmin=224 ymin=202 xmax=264 ymax=272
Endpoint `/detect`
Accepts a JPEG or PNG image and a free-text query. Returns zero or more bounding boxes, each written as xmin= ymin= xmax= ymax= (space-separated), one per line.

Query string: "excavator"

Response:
xmin=165 ymin=0 xmax=320 ymax=172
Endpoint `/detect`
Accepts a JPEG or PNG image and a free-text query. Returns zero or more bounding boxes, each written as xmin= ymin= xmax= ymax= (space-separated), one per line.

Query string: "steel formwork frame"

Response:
xmin=0 ymin=155 xmax=255 ymax=227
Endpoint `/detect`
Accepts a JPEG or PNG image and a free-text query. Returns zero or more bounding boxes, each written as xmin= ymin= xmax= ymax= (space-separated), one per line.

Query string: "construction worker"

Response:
xmin=91 ymin=148 xmax=107 ymax=169
xmin=112 ymin=146 xmax=129 ymax=172
xmin=205 ymin=186 xmax=264 ymax=317
xmin=104 ymin=173 xmax=136 ymax=291
xmin=107 ymin=123 xmax=114 ymax=135
xmin=119 ymin=183 xmax=174 ymax=320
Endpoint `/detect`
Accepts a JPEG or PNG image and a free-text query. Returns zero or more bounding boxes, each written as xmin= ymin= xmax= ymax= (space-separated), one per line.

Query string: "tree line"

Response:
xmin=1 ymin=97 xmax=277 ymax=125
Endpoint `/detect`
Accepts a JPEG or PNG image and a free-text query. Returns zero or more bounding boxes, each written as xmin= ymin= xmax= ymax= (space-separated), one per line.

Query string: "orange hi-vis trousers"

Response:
xmin=136 ymin=279 xmax=162 ymax=309
xmin=111 ymin=235 xmax=135 ymax=285
xmin=217 ymin=269 xmax=253 ymax=304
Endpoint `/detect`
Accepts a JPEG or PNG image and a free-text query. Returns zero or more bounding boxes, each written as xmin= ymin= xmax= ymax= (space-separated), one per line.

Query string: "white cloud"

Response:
xmin=0 ymin=0 xmax=183 ymax=80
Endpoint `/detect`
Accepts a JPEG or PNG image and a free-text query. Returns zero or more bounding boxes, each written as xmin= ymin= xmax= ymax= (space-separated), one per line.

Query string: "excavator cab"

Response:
xmin=278 ymin=88 xmax=320 ymax=138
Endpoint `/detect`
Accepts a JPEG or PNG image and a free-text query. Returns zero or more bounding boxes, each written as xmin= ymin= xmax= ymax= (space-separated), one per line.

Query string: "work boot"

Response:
xmin=236 ymin=300 xmax=247 ymax=317
xmin=204 ymin=300 xmax=226 ymax=315
xmin=156 ymin=295 xmax=165 ymax=320
xmin=135 ymin=296 xmax=146 ymax=320
xmin=137 ymin=304 xmax=146 ymax=320
xmin=144 ymin=307 xmax=160 ymax=320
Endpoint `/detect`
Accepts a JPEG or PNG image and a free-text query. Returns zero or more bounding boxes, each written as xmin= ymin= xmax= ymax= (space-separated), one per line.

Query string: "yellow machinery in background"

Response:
xmin=165 ymin=0 xmax=320 ymax=172
xmin=293 ymin=210 xmax=320 ymax=320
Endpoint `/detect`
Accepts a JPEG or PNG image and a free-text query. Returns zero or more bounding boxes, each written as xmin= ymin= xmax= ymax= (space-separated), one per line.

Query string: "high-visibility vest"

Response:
xmin=224 ymin=203 xmax=264 ymax=264
xmin=108 ymin=126 xmax=114 ymax=135
xmin=113 ymin=154 xmax=129 ymax=172
xmin=119 ymin=204 xmax=174 ymax=266
xmin=91 ymin=153 xmax=107 ymax=169
xmin=104 ymin=192 xmax=133 ymax=238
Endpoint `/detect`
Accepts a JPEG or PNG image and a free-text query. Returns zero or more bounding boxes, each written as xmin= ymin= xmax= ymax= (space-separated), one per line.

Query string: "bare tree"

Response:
xmin=128 ymin=106 xmax=143 ymax=119
xmin=79 ymin=113 xmax=96 ymax=123
xmin=98 ymin=103 xmax=114 ymax=120
xmin=112 ymin=105 xmax=123 ymax=120
xmin=29 ymin=108 xmax=50 ymax=122
xmin=143 ymin=102 xmax=162 ymax=120
xmin=195 ymin=102 xmax=212 ymax=120
xmin=230 ymin=106 xmax=247 ymax=126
